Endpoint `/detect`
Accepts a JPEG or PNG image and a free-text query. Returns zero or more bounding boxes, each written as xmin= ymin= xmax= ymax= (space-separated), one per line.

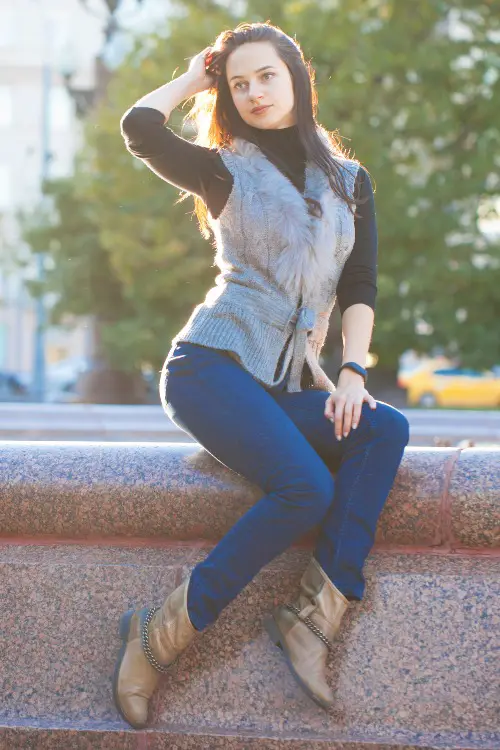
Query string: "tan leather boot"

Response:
xmin=264 ymin=557 xmax=349 ymax=709
xmin=113 ymin=577 xmax=198 ymax=728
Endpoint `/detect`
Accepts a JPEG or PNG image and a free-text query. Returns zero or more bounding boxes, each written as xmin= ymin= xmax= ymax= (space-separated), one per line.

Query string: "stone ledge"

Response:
xmin=2 ymin=725 xmax=498 ymax=749
xmin=0 ymin=546 xmax=497 ymax=748
xmin=1 ymin=442 xmax=499 ymax=549
xmin=449 ymin=449 xmax=500 ymax=547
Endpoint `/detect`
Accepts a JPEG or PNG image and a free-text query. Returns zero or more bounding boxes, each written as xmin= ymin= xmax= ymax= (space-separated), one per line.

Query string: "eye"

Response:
xmin=234 ymin=81 xmax=247 ymax=90
xmin=262 ymin=72 xmax=274 ymax=81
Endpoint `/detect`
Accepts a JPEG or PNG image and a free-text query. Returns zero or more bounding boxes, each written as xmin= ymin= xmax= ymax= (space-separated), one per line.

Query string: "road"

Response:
xmin=1 ymin=403 xmax=499 ymax=447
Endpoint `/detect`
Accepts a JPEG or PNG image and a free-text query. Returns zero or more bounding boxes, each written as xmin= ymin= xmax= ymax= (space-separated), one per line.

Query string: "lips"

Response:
xmin=251 ymin=105 xmax=271 ymax=114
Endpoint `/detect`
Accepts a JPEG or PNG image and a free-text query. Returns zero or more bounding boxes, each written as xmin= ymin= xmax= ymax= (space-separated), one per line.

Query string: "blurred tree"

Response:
xmin=73 ymin=0 xmax=236 ymax=373
xmin=77 ymin=0 xmax=147 ymax=42
xmin=281 ymin=0 xmax=500 ymax=370
xmin=21 ymin=178 xmax=130 ymax=330
xmin=18 ymin=178 xmax=153 ymax=403
xmin=23 ymin=0 xmax=500 ymax=396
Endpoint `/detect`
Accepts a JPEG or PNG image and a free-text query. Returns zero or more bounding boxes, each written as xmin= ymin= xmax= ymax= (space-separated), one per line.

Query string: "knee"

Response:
xmin=366 ymin=402 xmax=410 ymax=446
xmin=283 ymin=468 xmax=334 ymax=518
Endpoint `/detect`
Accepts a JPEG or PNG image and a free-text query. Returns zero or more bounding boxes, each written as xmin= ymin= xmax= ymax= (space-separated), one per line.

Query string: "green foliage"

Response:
xmin=278 ymin=0 xmax=500 ymax=369
xmin=22 ymin=0 xmax=500 ymax=373
xmin=20 ymin=179 xmax=128 ymax=322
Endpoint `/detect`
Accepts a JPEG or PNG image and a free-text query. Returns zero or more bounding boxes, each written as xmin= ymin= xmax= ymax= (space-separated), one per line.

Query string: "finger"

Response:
xmin=342 ymin=401 xmax=355 ymax=437
xmin=352 ymin=401 xmax=363 ymax=429
xmin=334 ymin=397 xmax=346 ymax=440
xmin=324 ymin=395 xmax=335 ymax=421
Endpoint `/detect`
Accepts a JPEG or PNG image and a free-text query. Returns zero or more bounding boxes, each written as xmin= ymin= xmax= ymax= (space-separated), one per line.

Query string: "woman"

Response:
xmin=114 ymin=22 xmax=410 ymax=729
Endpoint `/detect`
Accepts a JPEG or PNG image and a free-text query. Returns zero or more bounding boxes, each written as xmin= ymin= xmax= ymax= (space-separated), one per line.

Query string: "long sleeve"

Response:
xmin=120 ymin=107 xmax=378 ymax=312
xmin=336 ymin=167 xmax=378 ymax=316
xmin=120 ymin=106 xmax=233 ymax=219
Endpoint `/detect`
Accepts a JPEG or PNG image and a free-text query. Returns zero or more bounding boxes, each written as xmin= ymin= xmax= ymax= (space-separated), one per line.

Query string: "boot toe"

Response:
xmin=309 ymin=679 xmax=334 ymax=708
xmin=293 ymin=662 xmax=334 ymax=709
xmin=113 ymin=610 xmax=160 ymax=729
xmin=118 ymin=694 xmax=149 ymax=729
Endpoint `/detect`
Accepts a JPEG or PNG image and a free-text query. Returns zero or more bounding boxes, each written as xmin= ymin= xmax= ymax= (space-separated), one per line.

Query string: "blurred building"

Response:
xmin=0 ymin=0 xmax=169 ymax=385
xmin=0 ymin=0 xmax=107 ymax=381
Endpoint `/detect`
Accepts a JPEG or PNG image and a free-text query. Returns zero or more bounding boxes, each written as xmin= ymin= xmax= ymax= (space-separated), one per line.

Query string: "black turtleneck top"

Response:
xmin=120 ymin=106 xmax=377 ymax=316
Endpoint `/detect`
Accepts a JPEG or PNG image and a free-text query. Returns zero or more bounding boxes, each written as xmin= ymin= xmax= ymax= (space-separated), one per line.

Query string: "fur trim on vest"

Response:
xmin=169 ymin=130 xmax=359 ymax=393
xmin=230 ymin=133 xmax=355 ymax=307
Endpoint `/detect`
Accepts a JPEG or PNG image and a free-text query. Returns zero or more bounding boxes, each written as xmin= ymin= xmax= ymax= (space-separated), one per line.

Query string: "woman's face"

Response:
xmin=225 ymin=41 xmax=296 ymax=130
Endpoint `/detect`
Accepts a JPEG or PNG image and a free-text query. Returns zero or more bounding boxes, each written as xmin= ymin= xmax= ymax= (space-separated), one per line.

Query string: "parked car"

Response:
xmin=0 ymin=371 xmax=29 ymax=401
xmin=397 ymin=354 xmax=454 ymax=389
xmin=45 ymin=356 xmax=91 ymax=403
xmin=45 ymin=357 xmax=161 ymax=404
xmin=404 ymin=366 xmax=500 ymax=408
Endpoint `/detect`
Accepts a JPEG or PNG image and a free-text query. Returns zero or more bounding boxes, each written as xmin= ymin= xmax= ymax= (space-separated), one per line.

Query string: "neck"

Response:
xmin=251 ymin=123 xmax=298 ymax=137
xmin=248 ymin=123 xmax=303 ymax=155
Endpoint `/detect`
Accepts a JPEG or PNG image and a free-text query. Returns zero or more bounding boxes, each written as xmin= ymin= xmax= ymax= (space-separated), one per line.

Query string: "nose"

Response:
xmin=248 ymin=82 xmax=263 ymax=101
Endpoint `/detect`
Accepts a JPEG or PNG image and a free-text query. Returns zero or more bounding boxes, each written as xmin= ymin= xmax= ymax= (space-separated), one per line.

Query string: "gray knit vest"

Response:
xmin=169 ymin=130 xmax=360 ymax=392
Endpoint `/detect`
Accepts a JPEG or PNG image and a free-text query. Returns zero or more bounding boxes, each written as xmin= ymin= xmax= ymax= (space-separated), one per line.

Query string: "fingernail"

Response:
xmin=352 ymin=423 xmax=357 ymax=429
xmin=336 ymin=434 xmax=342 ymax=441
xmin=343 ymin=431 xmax=348 ymax=437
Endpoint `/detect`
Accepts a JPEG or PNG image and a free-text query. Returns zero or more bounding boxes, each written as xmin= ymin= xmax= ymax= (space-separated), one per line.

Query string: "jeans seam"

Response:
xmin=329 ymin=426 xmax=373 ymax=578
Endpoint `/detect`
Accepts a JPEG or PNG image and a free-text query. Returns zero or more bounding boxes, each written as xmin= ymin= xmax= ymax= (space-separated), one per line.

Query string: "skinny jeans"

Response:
xmin=161 ymin=341 xmax=410 ymax=632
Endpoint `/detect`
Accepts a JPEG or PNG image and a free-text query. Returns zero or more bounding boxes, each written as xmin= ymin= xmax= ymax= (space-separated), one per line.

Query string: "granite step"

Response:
xmin=1 ymin=442 xmax=499 ymax=551
xmin=0 ymin=442 xmax=498 ymax=747
xmin=0 ymin=543 xmax=498 ymax=749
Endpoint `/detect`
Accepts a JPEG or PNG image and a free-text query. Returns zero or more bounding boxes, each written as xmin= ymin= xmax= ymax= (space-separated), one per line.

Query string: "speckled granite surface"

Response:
xmin=0 ymin=725 xmax=489 ymax=749
xmin=0 ymin=546 xmax=497 ymax=748
xmin=373 ymin=449 xmax=448 ymax=546
xmin=0 ymin=726 xmax=491 ymax=750
xmin=0 ymin=442 xmax=498 ymax=747
xmin=2 ymin=442 xmax=497 ymax=549
xmin=0 ymin=441 xmax=261 ymax=540
xmin=449 ymin=449 xmax=500 ymax=548
xmin=0 ymin=727 xmax=137 ymax=749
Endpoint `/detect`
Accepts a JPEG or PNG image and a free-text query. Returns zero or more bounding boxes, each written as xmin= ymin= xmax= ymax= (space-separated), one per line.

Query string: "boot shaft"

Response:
xmin=149 ymin=577 xmax=197 ymax=664
xmin=296 ymin=557 xmax=349 ymax=641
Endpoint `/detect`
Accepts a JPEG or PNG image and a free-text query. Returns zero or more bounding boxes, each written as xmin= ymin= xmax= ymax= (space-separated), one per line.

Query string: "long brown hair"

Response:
xmin=178 ymin=22 xmax=371 ymax=238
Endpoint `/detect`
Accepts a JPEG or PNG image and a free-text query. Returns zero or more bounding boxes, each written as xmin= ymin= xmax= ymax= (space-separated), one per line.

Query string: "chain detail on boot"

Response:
xmin=113 ymin=576 xmax=197 ymax=729
xmin=293 ymin=557 xmax=349 ymax=642
xmin=284 ymin=603 xmax=333 ymax=651
xmin=267 ymin=557 xmax=349 ymax=709
xmin=141 ymin=606 xmax=172 ymax=673
xmin=147 ymin=576 xmax=197 ymax=665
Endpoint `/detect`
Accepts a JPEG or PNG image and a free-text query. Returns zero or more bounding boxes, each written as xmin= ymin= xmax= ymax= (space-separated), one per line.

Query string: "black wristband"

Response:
xmin=337 ymin=361 xmax=368 ymax=384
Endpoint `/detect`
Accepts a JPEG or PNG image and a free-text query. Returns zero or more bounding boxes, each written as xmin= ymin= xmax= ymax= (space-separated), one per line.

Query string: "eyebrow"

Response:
xmin=229 ymin=65 xmax=275 ymax=82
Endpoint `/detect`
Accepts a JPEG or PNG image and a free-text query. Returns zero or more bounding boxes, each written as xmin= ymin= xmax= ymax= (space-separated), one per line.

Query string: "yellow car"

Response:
xmin=404 ymin=366 xmax=500 ymax=408
xmin=397 ymin=356 xmax=452 ymax=389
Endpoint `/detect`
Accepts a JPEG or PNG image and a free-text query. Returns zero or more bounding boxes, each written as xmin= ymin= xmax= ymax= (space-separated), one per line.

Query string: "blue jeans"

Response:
xmin=161 ymin=341 xmax=410 ymax=631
